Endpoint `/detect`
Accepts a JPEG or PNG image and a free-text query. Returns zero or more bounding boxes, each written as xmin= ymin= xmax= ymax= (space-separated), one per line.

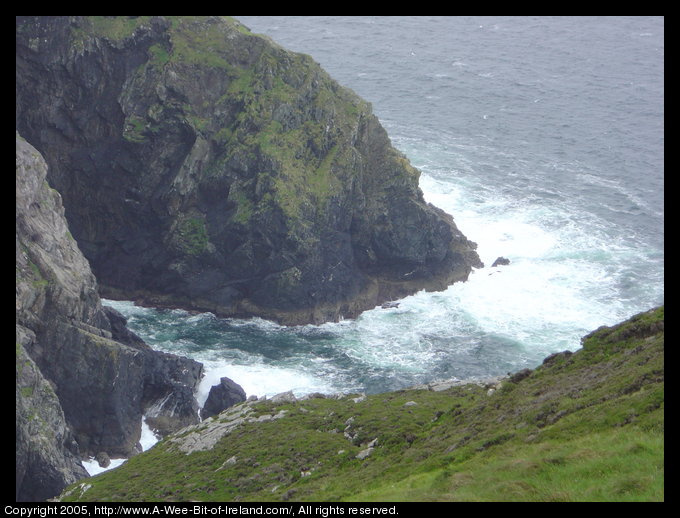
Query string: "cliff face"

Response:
xmin=16 ymin=16 xmax=482 ymax=325
xmin=16 ymin=338 xmax=88 ymax=502
xmin=16 ymin=133 xmax=203 ymax=501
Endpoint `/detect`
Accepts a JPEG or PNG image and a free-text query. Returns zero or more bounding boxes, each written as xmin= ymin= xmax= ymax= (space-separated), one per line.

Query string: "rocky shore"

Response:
xmin=15 ymin=16 xmax=480 ymax=501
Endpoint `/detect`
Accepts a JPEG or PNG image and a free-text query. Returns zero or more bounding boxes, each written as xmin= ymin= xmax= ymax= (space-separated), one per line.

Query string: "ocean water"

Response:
xmin=104 ymin=16 xmax=663 ymax=404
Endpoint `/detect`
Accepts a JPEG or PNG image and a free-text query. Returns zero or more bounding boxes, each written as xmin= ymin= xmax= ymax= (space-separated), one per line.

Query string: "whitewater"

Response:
xmin=93 ymin=18 xmax=662 ymax=466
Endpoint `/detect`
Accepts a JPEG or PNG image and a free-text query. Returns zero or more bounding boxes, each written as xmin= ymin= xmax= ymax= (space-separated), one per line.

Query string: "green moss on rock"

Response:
xmin=87 ymin=16 xmax=152 ymax=41
xmin=173 ymin=216 xmax=209 ymax=256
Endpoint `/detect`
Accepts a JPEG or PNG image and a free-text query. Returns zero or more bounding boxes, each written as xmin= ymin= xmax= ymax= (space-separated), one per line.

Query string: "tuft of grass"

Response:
xmin=173 ymin=216 xmax=210 ymax=257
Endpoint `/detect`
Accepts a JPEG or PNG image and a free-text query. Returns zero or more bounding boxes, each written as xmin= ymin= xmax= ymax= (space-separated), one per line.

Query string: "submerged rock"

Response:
xmin=16 ymin=16 xmax=482 ymax=326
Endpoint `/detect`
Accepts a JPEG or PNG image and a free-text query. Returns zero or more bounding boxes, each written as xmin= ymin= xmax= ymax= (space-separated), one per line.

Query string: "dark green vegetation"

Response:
xmin=60 ymin=306 xmax=664 ymax=502
xmin=16 ymin=16 xmax=481 ymax=326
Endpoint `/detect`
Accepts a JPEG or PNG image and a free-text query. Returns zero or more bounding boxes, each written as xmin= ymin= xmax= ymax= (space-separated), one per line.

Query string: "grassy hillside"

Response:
xmin=59 ymin=306 xmax=664 ymax=502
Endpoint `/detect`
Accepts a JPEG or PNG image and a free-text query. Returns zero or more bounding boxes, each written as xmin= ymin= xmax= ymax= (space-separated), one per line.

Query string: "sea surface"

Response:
xmin=104 ymin=16 xmax=664 ymax=411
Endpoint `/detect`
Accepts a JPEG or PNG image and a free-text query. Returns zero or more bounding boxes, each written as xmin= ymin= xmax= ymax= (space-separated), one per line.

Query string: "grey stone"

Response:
xmin=356 ymin=447 xmax=374 ymax=460
xmin=270 ymin=391 xmax=297 ymax=404
xmin=200 ymin=377 xmax=247 ymax=420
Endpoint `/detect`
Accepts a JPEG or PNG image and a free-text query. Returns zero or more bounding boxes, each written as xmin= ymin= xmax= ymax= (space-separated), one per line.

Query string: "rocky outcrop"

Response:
xmin=16 ymin=16 xmax=482 ymax=326
xmin=200 ymin=377 xmax=247 ymax=420
xmin=16 ymin=133 xmax=203 ymax=500
xmin=491 ymin=256 xmax=510 ymax=267
xmin=141 ymin=350 xmax=204 ymax=436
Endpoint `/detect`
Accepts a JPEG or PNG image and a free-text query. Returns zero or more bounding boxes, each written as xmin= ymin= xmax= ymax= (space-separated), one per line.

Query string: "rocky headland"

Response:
xmin=16 ymin=16 xmax=482 ymax=327
xmin=15 ymin=16 xmax=483 ymax=501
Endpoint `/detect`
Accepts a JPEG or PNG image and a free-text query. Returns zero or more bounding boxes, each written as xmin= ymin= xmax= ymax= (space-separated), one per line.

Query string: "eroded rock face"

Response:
xmin=16 ymin=336 xmax=89 ymax=502
xmin=16 ymin=133 xmax=203 ymax=500
xmin=16 ymin=16 xmax=482 ymax=326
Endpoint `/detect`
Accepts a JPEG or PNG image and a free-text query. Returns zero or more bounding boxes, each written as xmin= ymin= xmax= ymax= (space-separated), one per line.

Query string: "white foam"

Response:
xmin=197 ymin=361 xmax=338 ymax=402
xmin=417 ymin=170 xmax=632 ymax=353
xmin=140 ymin=417 xmax=160 ymax=451
xmin=81 ymin=417 xmax=160 ymax=476
xmin=82 ymin=457 xmax=126 ymax=476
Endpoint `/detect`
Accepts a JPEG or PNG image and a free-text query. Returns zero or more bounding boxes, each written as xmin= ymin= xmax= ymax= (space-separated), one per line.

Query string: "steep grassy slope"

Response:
xmin=59 ymin=306 xmax=664 ymax=502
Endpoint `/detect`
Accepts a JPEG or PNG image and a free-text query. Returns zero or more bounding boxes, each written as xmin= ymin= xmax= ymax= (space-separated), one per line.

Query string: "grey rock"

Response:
xmin=200 ymin=377 xmax=247 ymax=420
xmin=170 ymin=404 xmax=289 ymax=455
xmin=300 ymin=392 xmax=327 ymax=400
xmin=102 ymin=306 xmax=148 ymax=350
xmin=491 ymin=256 xmax=511 ymax=267
xmin=16 ymin=133 xmax=203 ymax=500
xmin=16 ymin=339 xmax=89 ymax=502
xmin=428 ymin=380 xmax=464 ymax=391
xmin=95 ymin=452 xmax=111 ymax=468
xmin=270 ymin=390 xmax=297 ymax=404
xmin=356 ymin=447 xmax=374 ymax=460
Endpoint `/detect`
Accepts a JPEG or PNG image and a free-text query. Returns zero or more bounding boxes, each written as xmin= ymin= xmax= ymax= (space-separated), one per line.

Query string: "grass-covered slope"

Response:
xmin=60 ymin=306 xmax=664 ymax=502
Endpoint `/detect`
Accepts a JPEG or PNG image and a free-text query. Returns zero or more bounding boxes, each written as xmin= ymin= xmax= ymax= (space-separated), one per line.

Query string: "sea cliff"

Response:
xmin=16 ymin=133 xmax=205 ymax=500
xmin=16 ymin=16 xmax=482 ymax=326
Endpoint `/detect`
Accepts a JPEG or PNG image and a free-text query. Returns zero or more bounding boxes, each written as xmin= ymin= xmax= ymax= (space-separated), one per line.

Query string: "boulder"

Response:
xmin=270 ymin=390 xmax=297 ymax=404
xmin=491 ymin=256 xmax=511 ymax=267
xmin=200 ymin=377 xmax=247 ymax=420
xmin=95 ymin=452 xmax=111 ymax=468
